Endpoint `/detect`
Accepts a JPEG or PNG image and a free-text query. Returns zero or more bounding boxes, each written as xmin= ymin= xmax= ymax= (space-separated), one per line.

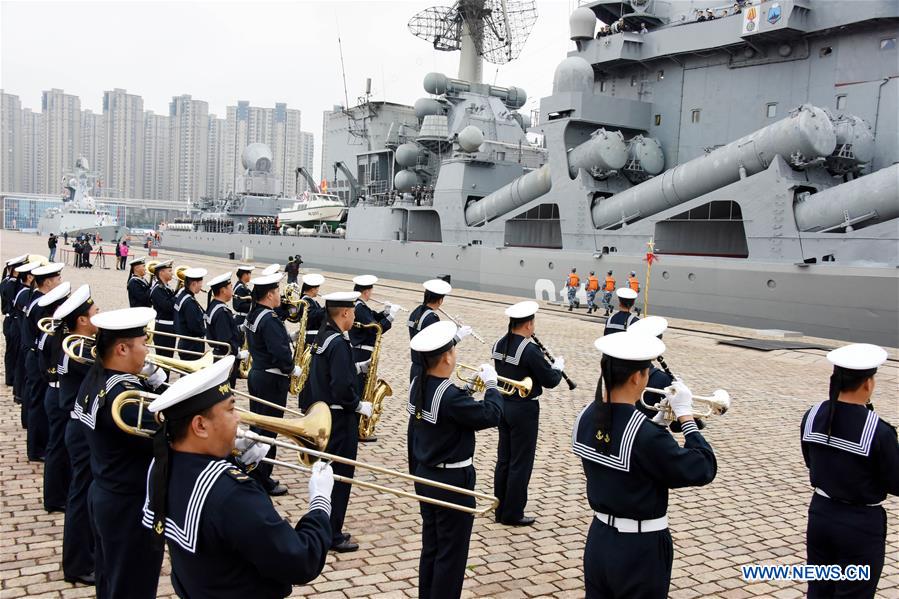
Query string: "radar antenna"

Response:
xmin=408 ymin=0 xmax=537 ymax=84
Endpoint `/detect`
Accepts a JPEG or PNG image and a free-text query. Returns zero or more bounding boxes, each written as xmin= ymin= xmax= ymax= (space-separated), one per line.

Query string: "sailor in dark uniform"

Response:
xmin=148 ymin=260 xmax=177 ymax=358
xmin=74 ymin=307 xmax=167 ymax=599
xmin=11 ymin=261 xmax=39 ymax=418
xmin=174 ymin=267 xmax=207 ymax=359
xmin=205 ymin=271 xmax=244 ymax=386
xmin=2 ymin=254 xmax=28 ymax=386
xmin=299 ymin=273 xmax=326 ymax=345
xmin=126 ymin=258 xmax=151 ymax=308
xmin=54 ymin=285 xmax=98 ymax=586
xmin=245 ymin=272 xmax=298 ymax=497
xmin=573 ymin=331 xmax=717 ymax=598
xmin=232 ymin=263 xmax=255 ymax=335
xmin=603 ymin=287 xmax=640 ymax=335
xmin=492 ymin=301 xmax=564 ymax=526
xmin=141 ymin=356 xmax=333 ymax=599
xmin=801 ymin=343 xmax=898 ymax=599
xmin=408 ymin=321 xmax=503 ymax=599
xmin=299 ymin=291 xmax=372 ymax=553
xmin=36 ymin=281 xmax=72 ymax=512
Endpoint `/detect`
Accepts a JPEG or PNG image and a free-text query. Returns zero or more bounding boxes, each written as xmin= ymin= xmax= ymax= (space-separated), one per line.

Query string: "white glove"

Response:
xmin=237 ymin=349 xmax=249 ymax=360
xmin=140 ymin=362 xmax=157 ymax=376
xmin=355 ymin=359 xmax=371 ymax=375
xmin=291 ymin=364 xmax=303 ymax=378
xmin=456 ymin=325 xmax=472 ymax=340
xmin=477 ymin=363 xmax=498 ymax=386
xmin=308 ymin=461 xmax=334 ymax=502
xmin=236 ymin=440 xmax=270 ymax=467
xmin=356 ymin=401 xmax=373 ymax=418
xmin=146 ymin=367 xmax=166 ymax=389
xmin=667 ymin=380 xmax=694 ymax=419
xmin=289 ymin=329 xmax=299 ymax=342
xmin=551 ymin=356 xmax=566 ymax=371
xmin=651 ymin=411 xmax=668 ymax=426
xmin=388 ymin=303 xmax=401 ymax=319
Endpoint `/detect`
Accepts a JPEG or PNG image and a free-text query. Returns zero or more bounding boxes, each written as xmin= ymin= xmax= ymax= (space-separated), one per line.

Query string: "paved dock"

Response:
xmin=1 ymin=231 xmax=896 ymax=598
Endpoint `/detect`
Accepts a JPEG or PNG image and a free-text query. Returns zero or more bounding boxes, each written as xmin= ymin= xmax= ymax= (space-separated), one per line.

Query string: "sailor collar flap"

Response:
xmin=406 ymin=378 xmax=454 ymax=424
xmin=571 ymin=406 xmax=647 ymax=472
xmin=803 ymin=401 xmax=879 ymax=457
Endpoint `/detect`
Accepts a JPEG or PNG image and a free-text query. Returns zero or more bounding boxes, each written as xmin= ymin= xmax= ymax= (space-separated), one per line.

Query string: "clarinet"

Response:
xmin=656 ymin=354 xmax=674 ymax=378
xmin=531 ymin=334 xmax=577 ymax=390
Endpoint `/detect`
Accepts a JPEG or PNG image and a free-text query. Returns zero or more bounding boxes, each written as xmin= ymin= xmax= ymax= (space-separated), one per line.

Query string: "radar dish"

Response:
xmin=408 ymin=0 xmax=538 ymax=65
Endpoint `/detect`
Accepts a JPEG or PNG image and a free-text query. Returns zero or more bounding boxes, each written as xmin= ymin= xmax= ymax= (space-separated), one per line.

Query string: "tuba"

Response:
xmin=288 ymin=302 xmax=311 ymax=395
xmin=355 ymin=321 xmax=392 ymax=438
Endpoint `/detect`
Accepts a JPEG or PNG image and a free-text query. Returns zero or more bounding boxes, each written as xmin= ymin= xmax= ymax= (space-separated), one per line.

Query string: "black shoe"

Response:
xmin=568 ymin=306 xmax=573 ymax=311
xmin=359 ymin=436 xmax=378 ymax=443
xmin=330 ymin=539 xmax=359 ymax=553
xmin=65 ymin=572 xmax=95 ymax=586
xmin=501 ymin=516 xmax=536 ymax=526
xmin=267 ymin=483 xmax=288 ymax=496
xmin=45 ymin=505 xmax=66 ymax=514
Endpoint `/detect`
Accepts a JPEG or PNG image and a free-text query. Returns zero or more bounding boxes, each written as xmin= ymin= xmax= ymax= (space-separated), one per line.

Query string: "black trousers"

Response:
xmin=177 ymin=337 xmax=204 ymax=361
xmin=494 ymin=399 xmax=539 ymax=522
xmin=89 ymin=485 xmax=163 ymax=599
xmin=43 ymin=386 xmax=71 ymax=510
xmin=408 ymin=364 xmax=423 ymax=475
xmin=3 ymin=316 xmax=17 ymax=385
xmin=247 ymin=369 xmax=289 ymax=484
xmin=64 ymin=419 xmax=94 ymax=578
xmin=327 ymin=410 xmax=359 ymax=544
xmin=24 ymin=350 xmax=48 ymax=460
xmin=153 ymin=322 xmax=176 ymax=358
xmin=415 ymin=464 xmax=476 ymax=599
xmin=13 ymin=327 xmax=26 ymax=415
xmin=584 ymin=518 xmax=673 ymax=599
xmin=806 ymin=493 xmax=886 ymax=598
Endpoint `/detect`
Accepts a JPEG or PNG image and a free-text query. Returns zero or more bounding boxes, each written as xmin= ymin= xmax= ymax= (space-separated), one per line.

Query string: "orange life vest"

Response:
xmin=628 ymin=276 xmax=640 ymax=292
xmin=586 ymin=276 xmax=600 ymax=291
xmin=567 ymin=273 xmax=580 ymax=287
xmin=604 ymin=276 xmax=616 ymax=292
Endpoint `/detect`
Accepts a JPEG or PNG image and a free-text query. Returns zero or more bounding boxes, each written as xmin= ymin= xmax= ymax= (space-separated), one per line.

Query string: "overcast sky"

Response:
xmin=1 ymin=0 xmax=576 ymax=177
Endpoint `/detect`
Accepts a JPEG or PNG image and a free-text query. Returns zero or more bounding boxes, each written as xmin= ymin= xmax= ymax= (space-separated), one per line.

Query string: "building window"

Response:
xmin=657 ymin=70 xmax=664 ymax=81
xmin=654 ymin=114 xmax=662 ymax=126
xmin=836 ymin=95 xmax=847 ymax=110
xmin=880 ymin=38 xmax=896 ymax=50
xmin=766 ymin=103 xmax=777 ymax=118
xmin=691 ymin=109 xmax=701 ymax=123
xmin=630 ymin=75 xmax=637 ymax=87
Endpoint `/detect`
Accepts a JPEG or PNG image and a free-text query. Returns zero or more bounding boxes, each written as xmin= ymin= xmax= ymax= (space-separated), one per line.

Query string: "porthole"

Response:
xmin=455 ymin=254 xmax=460 ymax=261
xmin=548 ymin=262 xmax=554 ymax=269
xmin=367 ymin=248 xmax=371 ymax=253
xmin=415 ymin=251 xmax=420 ymax=257
xmin=687 ymin=273 xmax=696 ymax=281
xmin=379 ymin=249 xmax=384 ymax=255
xmin=661 ymin=271 xmax=670 ymax=279
xmin=519 ymin=260 xmax=525 ymax=267
xmin=430 ymin=252 xmax=435 ymax=259
xmin=767 ymin=279 xmax=776 ymax=289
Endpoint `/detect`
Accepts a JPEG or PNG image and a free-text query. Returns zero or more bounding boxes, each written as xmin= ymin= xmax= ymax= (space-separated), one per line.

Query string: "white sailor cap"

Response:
xmin=505 ymin=300 xmax=539 ymax=320
xmin=250 ymin=272 xmax=284 ymax=291
xmin=206 ymin=272 xmax=232 ymax=289
xmin=594 ymin=331 xmax=665 ymax=362
xmin=37 ymin=281 xmax=71 ymax=307
xmin=410 ymin=321 xmax=458 ymax=356
xmin=54 ymin=284 xmax=93 ymax=321
xmin=322 ymin=291 xmax=360 ymax=308
xmin=32 ymin=262 xmax=65 ymax=278
xmin=261 ymin=263 xmax=281 ymax=276
xmin=827 ymin=343 xmax=888 ymax=371
xmin=302 ymin=273 xmax=325 ymax=287
xmin=423 ymin=279 xmax=452 ymax=296
xmin=182 ymin=267 xmax=207 ymax=280
xmin=91 ymin=307 xmax=156 ymax=337
xmin=628 ymin=316 xmax=668 ymax=338
xmin=616 ymin=287 xmax=638 ymax=300
xmin=153 ymin=259 xmax=174 ymax=270
xmin=149 ymin=355 xmax=235 ymax=416
xmin=14 ymin=261 xmax=42 ymax=274
xmin=128 ymin=257 xmax=146 ymax=267
xmin=352 ymin=274 xmax=378 ymax=288
xmin=235 ymin=264 xmax=256 ymax=273
xmin=6 ymin=254 xmax=28 ymax=267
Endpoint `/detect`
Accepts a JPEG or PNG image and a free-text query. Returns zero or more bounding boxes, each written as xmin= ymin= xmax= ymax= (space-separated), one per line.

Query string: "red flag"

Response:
xmin=644 ymin=252 xmax=658 ymax=265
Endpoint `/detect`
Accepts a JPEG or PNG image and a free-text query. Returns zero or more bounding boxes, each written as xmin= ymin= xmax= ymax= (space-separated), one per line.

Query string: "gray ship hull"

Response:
xmin=161 ymin=230 xmax=898 ymax=346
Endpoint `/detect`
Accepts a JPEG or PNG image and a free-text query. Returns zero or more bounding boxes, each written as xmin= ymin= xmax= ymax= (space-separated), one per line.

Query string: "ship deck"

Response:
xmin=1 ymin=230 xmax=896 ymax=598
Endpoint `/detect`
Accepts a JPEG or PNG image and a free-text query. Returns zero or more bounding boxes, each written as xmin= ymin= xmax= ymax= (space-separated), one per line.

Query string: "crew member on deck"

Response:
xmin=142 ymin=356 xmax=333 ymax=598
xmin=586 ymin=271 xmax=600 ymax=314
xmin=2 ymin=254 xmax=28 ymax=387
xmin=127 ymin=258 xmax=151 ymax=308
xmin=300 ymin=273 xmax=325 ymax=344
xmin=74 ymin=307 xmax=167 ymax=599
xmin=565 ymin=268 xmax=580 ymax=311
xmin=149 ymin=260 xmax=176 ymax=358
xmin=603 ymin=288 xmax=640 ymax=335
xmin=492 ymin=301 xmax=564 ymax=526
xmin=174 ymin=267 xmax=207 ymax=359
xmin=299 ymin=291 xmax=372 ymax=553
xmin=573 ymin=331 xmax=717 ymax=598
xmin=601 ymin=271 xmax=616 ymax=316
xmin=627 ymin=271 xmax=641 ymax=315
xmin=409 ymin=321 xmax=503 ymax=599
xmin=801 ymin=343 xmax=898 ymax=599
xmin=205 ymin=272 xmax=244 ymax=386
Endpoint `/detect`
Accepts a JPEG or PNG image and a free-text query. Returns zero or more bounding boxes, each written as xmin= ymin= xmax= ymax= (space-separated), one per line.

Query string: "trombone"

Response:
xmin=639 ymin=386 xmax=731 ymax=425
xmin=38 ymin=316 xmax=61 ymax=335
xmin=436 ymin=307 xmax=485 ymax=344
xmin=455 ymin=363 xmax=532 ymax=398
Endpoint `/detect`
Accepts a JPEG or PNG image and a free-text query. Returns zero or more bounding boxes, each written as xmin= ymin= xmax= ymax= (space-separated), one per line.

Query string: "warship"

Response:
xmin=161 ymin=0 xmax=899 ymax=346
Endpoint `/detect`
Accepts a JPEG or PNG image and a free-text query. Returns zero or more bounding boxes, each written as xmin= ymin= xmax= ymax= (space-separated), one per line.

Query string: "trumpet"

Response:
xmin=455 ymin=363 xmax=532 ymax=398
xmin=436 ymin=307 xmax=485 ymax=344
xmin=368 ymin=297 xmax=409 ymax=312
xmin=639 ymin=386 xmax=731 ymax=425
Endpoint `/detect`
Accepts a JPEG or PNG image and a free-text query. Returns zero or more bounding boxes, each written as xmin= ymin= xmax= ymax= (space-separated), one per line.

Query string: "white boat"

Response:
xmin=278 ymin=192 xmax=347 ymax=228
xmin=37 ymin=157 xmax=129 ymax=241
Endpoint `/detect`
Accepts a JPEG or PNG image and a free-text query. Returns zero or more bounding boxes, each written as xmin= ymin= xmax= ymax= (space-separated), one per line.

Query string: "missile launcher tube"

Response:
xmin=464 ymin=165 xmax=552 ymax=225
xmin=794 ymin=164 xmax=899 ymax=232
xmin=567 ymin=129 xmax=628 ymax=178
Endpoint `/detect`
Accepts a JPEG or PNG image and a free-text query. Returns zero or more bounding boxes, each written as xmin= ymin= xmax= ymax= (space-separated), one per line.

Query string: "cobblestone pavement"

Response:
xmin=1 ymin=231 xmax=896 ymax=598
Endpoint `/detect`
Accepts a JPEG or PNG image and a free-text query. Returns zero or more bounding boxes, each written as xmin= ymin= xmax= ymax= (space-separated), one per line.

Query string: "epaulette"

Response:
xmin=223 ymin=466 xmax=253 ymax=483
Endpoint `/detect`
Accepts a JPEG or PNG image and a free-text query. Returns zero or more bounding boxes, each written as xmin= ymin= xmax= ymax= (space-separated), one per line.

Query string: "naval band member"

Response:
xmin=142 ymin=356 xmax=334 ymax=598
xmin=232 ymin=264 xmax=255 ymax=333
xmin=205 ymin=271 xmax=245 ymax=386
xmin=174 ymin=267 xmax=207 ymax=359
xmin=300 ymin=273 xmax=326 ymax=343
xmin=127 ymin=258 xmax=151 ymax=308
xmin=492 ymin=301 xmax=564 ymax=526
xmin=603 ymin=287 xmax=640 ymax=335
xmin=75 ymin=307 xmax=167 ymax=599
xmin=149 ymin=260 xmax=177 ymax=358
xmin=11 ymin=261 xmax=40 ymax=417
xmin=409 ymin=321 xmax=503 ymax=599
xmin=2 ymin=254 xmax=28 ymax=386
xmin=573 ymin=331 xmax=716 ymax=598
xmin=801 ymin=343 xmax=898 ymax=599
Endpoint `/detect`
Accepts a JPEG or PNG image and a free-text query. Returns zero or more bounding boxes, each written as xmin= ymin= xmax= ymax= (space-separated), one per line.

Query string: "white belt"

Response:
xmin=264 ymin=368 xmax=288 ymax=377
xmin=48 ymin=381 xmax=59 ymax=388
xmin=814 ymin=487 xmax=882 ymax=507
xmin=236 ymin=312 xmax=248 ymax=316
xmin=156 ymin=319 xmax=174 ymax=326
xmin=594 ymin=511 xmax=668 ymax=533
xmin=435 ymin=457 xmax=473 ymax=469
xmin=330 ymin=405 xmax=344 ymax=411
xmin=354 ymin=345 xmax=375 ymax=352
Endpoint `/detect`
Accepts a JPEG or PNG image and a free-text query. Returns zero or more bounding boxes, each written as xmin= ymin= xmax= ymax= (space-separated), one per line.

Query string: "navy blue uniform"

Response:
xmin=38 ymin=330 xmax=70 ymax=511
xmin=127 ymin=275 xmax=151 ymax=308
xmin=206 ymin=298 xmax=240 ymax=385
xmin=11 ymin=286 xmax=30 ymax=416
xmin=407 ymin=305 xmax=440 ymax=475
xmin=58 ymin=346 xmax=94 ymax=581
xmin=573 ymin=403 xmax=716 ymax=598
xmin=801 ymin=401 xmax=899 ymax=599
xmin=300 ymin=322 xmax=360 ymax=545
xmin=75 ymin=371 xmax=163 ymax=599
xmin=232 ymin=280 xmax=252 ymax=348
xmin=149 ymin=280 xmax=177 ymax=358
xmin=350 ymin=299 xmax=392 ymax=392
xmin=142 ymin=452 xmax=332 ymax=598
xmin=300 ymin=294 xmax=324 ymax=343
xmin=245 ymin=304 xmax=293 ymax=484
xmin=492 ymin=333 xmax=562 ymax=523
xmin=1 ymin=275 xmax=21 ymax=385
xmin=408 ymin=375 xmax=503 ymax=599
xmin=174 ymin=288 xmax=206 ymax=358
xmin=603 ymin=310 xmax=640 ymax=335
xmin=23 ymin=290 xmax=49 ymax=460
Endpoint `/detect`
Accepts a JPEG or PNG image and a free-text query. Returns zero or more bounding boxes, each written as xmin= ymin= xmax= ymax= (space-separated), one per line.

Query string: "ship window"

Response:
xmin=880 ymin=38 xmax=896 ymax=50
xmin=766 ymin=103 xmax=777 ymax=118
xmin=657 ymin=70 xmax=664 ymax=81
xmin=836 ymin=95 xmax=847 ymax=110
xmin=630 ymin=75 xmax=637 ymax=87
xmin=599 ymin=80 xmax=607 ymax=92
xmin=654 ymin=114 xmax=662 ymax=126
xmin=819 ymin=46 xmax=832 ymax=57
xmin=691 ymin=109 xmax=701 ymax=123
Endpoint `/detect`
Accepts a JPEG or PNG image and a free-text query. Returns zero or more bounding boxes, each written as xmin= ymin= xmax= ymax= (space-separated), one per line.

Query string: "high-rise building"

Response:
xmin=205 ymin=115 xmax=227 ymax=199
xmin=80 ymin=109 xmax=104 ymax=190
xmin=298 ymin=130 xmax=315 ymax=193
xmin=143 ymin=111 xmax=170 ymax=201
xmin=1 ymin=91 xmax=22 ymax=192
xmin=224 ymin=100 xmax=302 ymax=195
xmin=103 ymin=88 xmax=144 ymax=198
xmin=21 ymin=108 xmax=43 ymax=194
xmin=168 ymin=94 xmax=208 ymax=203
xmin=41 ymin=88 xmax=81 ymax=195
